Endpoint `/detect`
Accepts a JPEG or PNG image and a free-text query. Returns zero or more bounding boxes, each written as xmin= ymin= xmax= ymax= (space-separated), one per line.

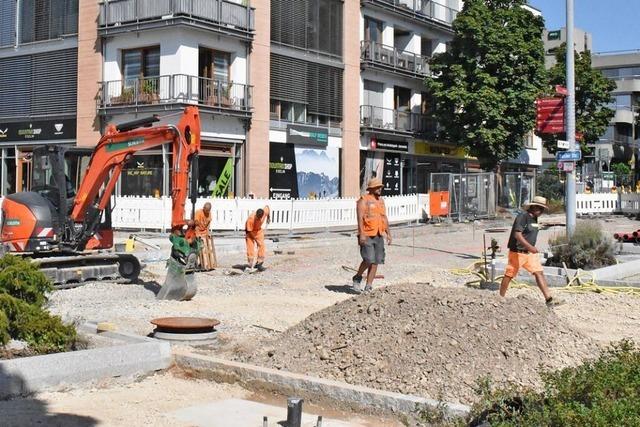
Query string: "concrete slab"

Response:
xmin=170 ymin=398 xmax=356 ymax=427
xmin=174 ymin=350 xmax=470 ymax=419
xmin=0 ymin=331 xmax=171 ymax=399
xmin=592 ymin=258 xmax=640 ymax=281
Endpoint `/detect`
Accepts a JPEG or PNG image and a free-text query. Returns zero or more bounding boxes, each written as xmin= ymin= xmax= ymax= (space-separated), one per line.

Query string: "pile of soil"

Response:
xmin=244 ymin=284 xmax=598 ymax=404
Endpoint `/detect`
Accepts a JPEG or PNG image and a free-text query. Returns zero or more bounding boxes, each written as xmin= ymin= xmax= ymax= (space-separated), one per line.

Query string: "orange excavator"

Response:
xmin=0 ymin=107 xmax=201 ymax=299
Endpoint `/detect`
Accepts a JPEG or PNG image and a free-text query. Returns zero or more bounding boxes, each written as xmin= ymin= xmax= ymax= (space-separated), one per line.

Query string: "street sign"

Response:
xmin=555 ymin=85 xmax=568 ymax=96
xmin=556 ymin=150 xmax=582 ymax=161
xmin=560 ymin=162 xmax=575 ymax=172
xmin=557 ymin=139 xmax=570 ymax=149
xmin=536 ymin=97 xmax=565 ymax=134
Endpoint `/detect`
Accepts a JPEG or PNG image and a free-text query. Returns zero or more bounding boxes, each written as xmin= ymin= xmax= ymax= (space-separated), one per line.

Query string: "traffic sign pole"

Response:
xmin=565 ymin=0 xmax=577 ymax=237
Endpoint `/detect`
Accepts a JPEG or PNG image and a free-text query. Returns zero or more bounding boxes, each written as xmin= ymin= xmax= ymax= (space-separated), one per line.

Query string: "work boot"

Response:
xmin=545 ymin=297 xmax=565 ymax=308
xmin=352 ymin=275 xmax=363 ymax=293
xmin=256 ymin=262 xmax=266 ymax=272
xmin=363 ymin=284 xmax=373 ymax=293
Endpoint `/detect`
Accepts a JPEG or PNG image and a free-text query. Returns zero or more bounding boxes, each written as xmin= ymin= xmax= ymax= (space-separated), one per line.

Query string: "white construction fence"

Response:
xmin=575 ymin=193 xmax=640 ymax=215
xmin=110 ymin=194 xmax=430 ymax=232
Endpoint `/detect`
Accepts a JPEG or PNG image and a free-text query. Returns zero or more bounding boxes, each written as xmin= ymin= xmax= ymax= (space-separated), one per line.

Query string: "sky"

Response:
xmin=528 ymin=0 xmax=640 ymax=53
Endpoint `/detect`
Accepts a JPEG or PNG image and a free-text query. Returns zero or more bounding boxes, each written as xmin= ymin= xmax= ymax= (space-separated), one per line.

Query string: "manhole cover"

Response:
xmin=151 ymin=317 xmax=220 ymax=343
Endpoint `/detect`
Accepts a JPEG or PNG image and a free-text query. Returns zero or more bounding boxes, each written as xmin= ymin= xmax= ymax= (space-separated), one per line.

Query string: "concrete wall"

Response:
xmin=246 ymin=0 xmax=270 ymax=197
xmin=76 ymin=0 xmax=102 ymax=147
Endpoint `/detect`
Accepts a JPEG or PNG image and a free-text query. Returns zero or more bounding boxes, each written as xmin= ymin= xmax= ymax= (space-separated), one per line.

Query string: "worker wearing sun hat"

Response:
xmin=500 ymin=196 xmax=561 ymax=307
xmin=352 ymin=177 xmax=391 ymax=293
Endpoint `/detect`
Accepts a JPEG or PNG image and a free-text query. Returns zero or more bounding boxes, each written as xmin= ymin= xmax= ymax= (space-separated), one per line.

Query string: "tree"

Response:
xmin=542 ymin=44 xmax=616 ymax=153
xmin=612 ymin=162 xmax=631 ymax=185
xmin=424 ymin=0 xmax=547 ymax=170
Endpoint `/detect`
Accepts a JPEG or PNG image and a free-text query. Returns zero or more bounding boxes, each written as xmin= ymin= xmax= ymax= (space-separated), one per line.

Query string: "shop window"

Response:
xmin=122 ymin=46 xmax=160 ymax=86
xmin=121 ymin=155 xmax=163 ymax=197
xmin=197 ymin=156 xmax=234 ymax=198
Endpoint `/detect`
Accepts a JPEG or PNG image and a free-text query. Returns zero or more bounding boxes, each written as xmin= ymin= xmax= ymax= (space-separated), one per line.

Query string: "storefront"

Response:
xmin=0 ymin=118 xmax=77 ymax=196
xmin=359 ymin=135 xmax=468 ymax=195
xmin=269 ymin=124 xmax=341 ymax=200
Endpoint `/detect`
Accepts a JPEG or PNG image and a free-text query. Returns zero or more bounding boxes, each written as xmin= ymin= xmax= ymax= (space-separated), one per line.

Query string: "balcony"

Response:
xmin=361 ymin=0 xmax=458 ymax=31
xmin=98 ymin=0 xmax=255 ymax=40
xmin=98 ymin=75 xmax=253 ymax=119
xmin=360 ymin=40 xmax=429 ymax=78
xmin=360 ymin=105 xmax=436 ymax=137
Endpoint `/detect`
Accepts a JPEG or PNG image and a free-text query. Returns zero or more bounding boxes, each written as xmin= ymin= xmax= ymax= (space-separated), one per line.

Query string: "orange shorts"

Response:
xmin=504 ymin=251 xmax=543 ymax=278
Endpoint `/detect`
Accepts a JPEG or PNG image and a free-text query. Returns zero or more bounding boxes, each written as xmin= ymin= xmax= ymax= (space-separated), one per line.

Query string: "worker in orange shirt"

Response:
xmin=194 ymin=202 xmax=216 ymax=270
xmin=245 ymin=205 xmax=270 ymax=272
xmin=352 ymin=178 xmax=391 ymax=293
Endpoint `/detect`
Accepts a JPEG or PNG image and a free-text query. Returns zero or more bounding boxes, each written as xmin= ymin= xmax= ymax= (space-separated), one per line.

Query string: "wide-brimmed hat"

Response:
xmin=525 ymin=196 xmax=548 ymax=210
xmin=366 ymin=177 xmax=384 ymax=190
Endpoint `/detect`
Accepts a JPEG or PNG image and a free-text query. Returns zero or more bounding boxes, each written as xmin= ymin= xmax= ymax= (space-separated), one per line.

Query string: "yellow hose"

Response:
xmin=450 ymin=259 xmax=640 ymax=296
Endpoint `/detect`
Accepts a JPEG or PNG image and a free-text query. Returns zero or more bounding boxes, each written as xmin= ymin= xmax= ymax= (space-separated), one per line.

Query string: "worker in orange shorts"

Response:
xmin=245 ymin=205 xmax=270 ymax=272
xmin=500 ymin=196 xmax=562 ymax=307
xmin=194 ymin=202 xmax=216 ymax=270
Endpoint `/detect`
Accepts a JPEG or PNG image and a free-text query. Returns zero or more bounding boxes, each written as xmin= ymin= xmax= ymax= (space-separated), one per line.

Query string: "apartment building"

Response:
xmin=0 ymin=0 xmax=80 ymax=196
xmin=592 ymin=51 xmax=640 ymax=169
xmin=358 ymin=0 xmax=461 ymax=195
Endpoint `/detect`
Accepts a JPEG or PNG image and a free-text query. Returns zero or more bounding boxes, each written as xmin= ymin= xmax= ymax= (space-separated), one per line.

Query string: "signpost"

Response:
xmin=535 ymin=97 xmax=565 ymax=134
xmin=557 ymin=139 xmax=570 ymax=149
xmin=556 ymin=150 xmax=582 ymax=162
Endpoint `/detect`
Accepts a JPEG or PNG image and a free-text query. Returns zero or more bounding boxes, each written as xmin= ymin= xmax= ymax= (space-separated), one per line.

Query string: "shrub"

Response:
xmin=0 ymin=255 xmax=76 ymax=353
xmin=537 ymin=168 xmax=564 ymax=201
xmin=546 ymin=221 xmax=616 ymax=270
xmin=468 ymin=340 xmax=640 ymax=427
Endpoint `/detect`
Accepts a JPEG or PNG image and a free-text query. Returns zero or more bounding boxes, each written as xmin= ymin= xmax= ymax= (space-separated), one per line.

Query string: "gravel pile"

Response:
xmin=244 ymin=284 xmax=598 ymax=404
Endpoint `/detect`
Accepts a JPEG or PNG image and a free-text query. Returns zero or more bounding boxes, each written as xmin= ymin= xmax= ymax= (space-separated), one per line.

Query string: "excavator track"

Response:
xmin=28 ymin=252 xmax=142 ymax=289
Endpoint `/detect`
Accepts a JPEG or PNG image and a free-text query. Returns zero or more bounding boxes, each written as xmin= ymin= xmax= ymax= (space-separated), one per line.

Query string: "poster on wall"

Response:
xmin=294 ymin=146 xmax=340 ymax=199
xmin=269 ymin=143 xmax=299 ymax=199
xmin=383 ymin=153 xmax=401 ymax=195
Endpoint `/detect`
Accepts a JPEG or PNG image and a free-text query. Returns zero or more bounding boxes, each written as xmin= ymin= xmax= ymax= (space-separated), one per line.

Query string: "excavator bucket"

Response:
xmin=157 ymin=234 xmax=200 ymax=301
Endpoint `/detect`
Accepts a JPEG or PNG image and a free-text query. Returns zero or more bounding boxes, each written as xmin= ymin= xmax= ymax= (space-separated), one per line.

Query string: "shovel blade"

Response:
xmin=157 ymin=258 xmax=198 ymax=301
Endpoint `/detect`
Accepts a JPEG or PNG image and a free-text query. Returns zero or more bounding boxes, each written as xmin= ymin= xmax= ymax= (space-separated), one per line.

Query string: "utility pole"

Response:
xmin=565 ymin=0 xmax=577 ymax=236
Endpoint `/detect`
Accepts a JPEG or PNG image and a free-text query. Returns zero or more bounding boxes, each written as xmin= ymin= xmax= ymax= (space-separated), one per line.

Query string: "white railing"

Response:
xmin=111 ymin=194 xmax=430 ymax=231
xmin=576 ymin=193 xmax=620 ymax=215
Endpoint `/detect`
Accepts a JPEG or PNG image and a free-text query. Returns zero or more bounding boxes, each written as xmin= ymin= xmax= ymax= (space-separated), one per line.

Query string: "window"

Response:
xmin=421 ymin=37 xmax=434 ymax=57
xmin=122 ymin=46 xmax=160 ymax=85
xmin=615 ymin=94 xmax=632 ymax=108
xmin=121 ymin=155 xmax=163 ymax=197
xmin=20 ymin=0 xmax=78 ymax=43
xmin=270 ymin=100 xmax=306 ymax=123
xmin=394 ymin=86 xmax=412 ymax=110
xmin=0 ymin=0 xmax=16 ymax=47
xmin=364 ymin=17 xmax=383 ymax=43
xmin=363 ymin=80 xmax=383 ymax=107
xmin=199 ymin=48 xmax=230 ymax=83
xmin=271 ymin=0 xmax=342 ymax=57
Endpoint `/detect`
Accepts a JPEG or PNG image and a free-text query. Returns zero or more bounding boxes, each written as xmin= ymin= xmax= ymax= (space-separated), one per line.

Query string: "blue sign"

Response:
xmin=555 ymin=150 xmax=582 ymax=161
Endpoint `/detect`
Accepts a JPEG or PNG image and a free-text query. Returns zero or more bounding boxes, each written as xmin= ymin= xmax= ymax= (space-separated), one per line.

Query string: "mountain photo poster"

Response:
xmin=294 ymin=147 xmax=340 ymax=199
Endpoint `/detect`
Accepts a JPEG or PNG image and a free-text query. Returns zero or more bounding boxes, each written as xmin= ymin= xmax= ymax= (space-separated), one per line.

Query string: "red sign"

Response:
xmin=576 ymin=131 xmax=584 ymax=141
xmin=536 ymin=97 xmax=565 ymax=134
xmin=555 ymin=85 xmax=568 ymax=96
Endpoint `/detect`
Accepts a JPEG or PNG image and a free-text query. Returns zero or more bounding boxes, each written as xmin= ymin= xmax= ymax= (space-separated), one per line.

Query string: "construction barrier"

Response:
xmin=109 ymin=193 xmax=430 ymax=232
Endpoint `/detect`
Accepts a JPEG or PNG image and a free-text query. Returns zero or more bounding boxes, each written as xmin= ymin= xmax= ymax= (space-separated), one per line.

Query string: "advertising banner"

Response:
xmin=269 ymin=143 xmax=299 ymax=199
xmin=0 ymin=118 xmax=76 ymax=142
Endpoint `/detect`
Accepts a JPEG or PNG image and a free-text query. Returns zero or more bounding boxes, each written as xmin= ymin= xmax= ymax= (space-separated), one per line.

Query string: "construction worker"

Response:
xmin=352 ymin=177 xmax=391 ymax=293
xmin=245 ymin=205 xmax=270 ymax=272
xmin=194 ymin=202 xmax=216 ymax=270
xmin=500 ymin=196 xmax=561 ymax=307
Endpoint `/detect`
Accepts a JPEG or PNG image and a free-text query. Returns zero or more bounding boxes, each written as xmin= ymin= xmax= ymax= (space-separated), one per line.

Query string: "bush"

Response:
xmin=546 ymin=221 xmax=616 ymax=270
xmin=468 ymin=340 xmax=640 ymax=426
xmin=537 ymin=169 xmax=564 ymax=201
xmin=0 ymin=255 xmax=76 ymax=354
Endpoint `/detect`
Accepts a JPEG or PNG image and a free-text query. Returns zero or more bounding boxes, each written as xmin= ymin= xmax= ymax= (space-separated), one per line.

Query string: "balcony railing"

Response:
xmin=362 ymin=0 xmax=458 ymax=27
xmin=360 ymin=105 xmax=436 ymax=136
xmin=99 ymin=74 xmax=253 ymax=115
xmin=99 ymin=0 xmax=255 ymax=38
xmin=360 ymin=40 xmax=429 ymax=77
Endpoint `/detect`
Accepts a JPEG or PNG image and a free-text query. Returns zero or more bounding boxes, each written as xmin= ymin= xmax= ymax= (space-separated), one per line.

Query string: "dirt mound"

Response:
xmin=244 ymin=284 xmax=597 ymax=404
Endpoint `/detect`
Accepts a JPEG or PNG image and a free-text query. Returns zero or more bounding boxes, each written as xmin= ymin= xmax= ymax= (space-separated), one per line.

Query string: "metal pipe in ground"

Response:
xmin=287 ymin=397 xmax=303 ymax=427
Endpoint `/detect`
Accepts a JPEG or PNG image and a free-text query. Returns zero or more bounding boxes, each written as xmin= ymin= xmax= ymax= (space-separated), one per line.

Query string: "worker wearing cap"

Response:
xmin=500 ymin=196 xmax=561 ymax=306
xmin=352 ymin=178 xmax=391 ymax=293
xmin=245 ymin=205 xmax=270 ymax=272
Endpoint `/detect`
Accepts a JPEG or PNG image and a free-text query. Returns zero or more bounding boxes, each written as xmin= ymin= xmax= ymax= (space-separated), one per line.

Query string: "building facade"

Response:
xmin=592 ymin=51 xmax=640 ymax=171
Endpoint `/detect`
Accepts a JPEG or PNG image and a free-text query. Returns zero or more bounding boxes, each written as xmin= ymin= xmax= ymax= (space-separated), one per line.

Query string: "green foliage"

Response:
xmin=468 ymin=340 xmax=640 ymax=426
xmin=537 ymin=168 xmax=564 ymax=201
xmin=547 ymin=221 xmax=616 ymax=269
xmin=542 ymin=44 xmax=616 ymax=154
xmin=612 ymin=162 xmax=632 ymax=185
xmin=0 ymin=255 xmax=76 ymax=353
xmin=425 ymin=0 xmax=547 ymax=170
xmin=0 ymin=255 xmax=53 ymax=307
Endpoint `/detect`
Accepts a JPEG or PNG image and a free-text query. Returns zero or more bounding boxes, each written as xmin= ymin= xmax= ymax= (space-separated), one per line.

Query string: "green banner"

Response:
xmin=212 ymin=158 xmax=234 ymax=198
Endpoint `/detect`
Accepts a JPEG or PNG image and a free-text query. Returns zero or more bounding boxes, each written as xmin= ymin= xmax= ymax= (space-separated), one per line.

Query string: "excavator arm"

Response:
xmin=69 ymin=107 xmax=201 ymax=251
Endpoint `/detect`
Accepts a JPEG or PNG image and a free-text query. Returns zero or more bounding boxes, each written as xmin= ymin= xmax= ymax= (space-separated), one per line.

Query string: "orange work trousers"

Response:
xmin=245 ymin=232 xmax=266 ymax=264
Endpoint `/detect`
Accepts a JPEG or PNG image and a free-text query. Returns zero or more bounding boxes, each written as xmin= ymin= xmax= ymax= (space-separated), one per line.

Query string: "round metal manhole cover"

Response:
xmin=150 ymin=317 xmax=220 ymax=334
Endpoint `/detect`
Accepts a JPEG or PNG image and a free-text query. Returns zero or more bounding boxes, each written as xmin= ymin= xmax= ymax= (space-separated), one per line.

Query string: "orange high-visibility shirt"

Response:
xmin=359 ymin=194 xmax=387 ymax=237
xmin=194 ymin=209 xmax=212 ymax=237
xmin=245 ymin=206 xmax=270 ymax=237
